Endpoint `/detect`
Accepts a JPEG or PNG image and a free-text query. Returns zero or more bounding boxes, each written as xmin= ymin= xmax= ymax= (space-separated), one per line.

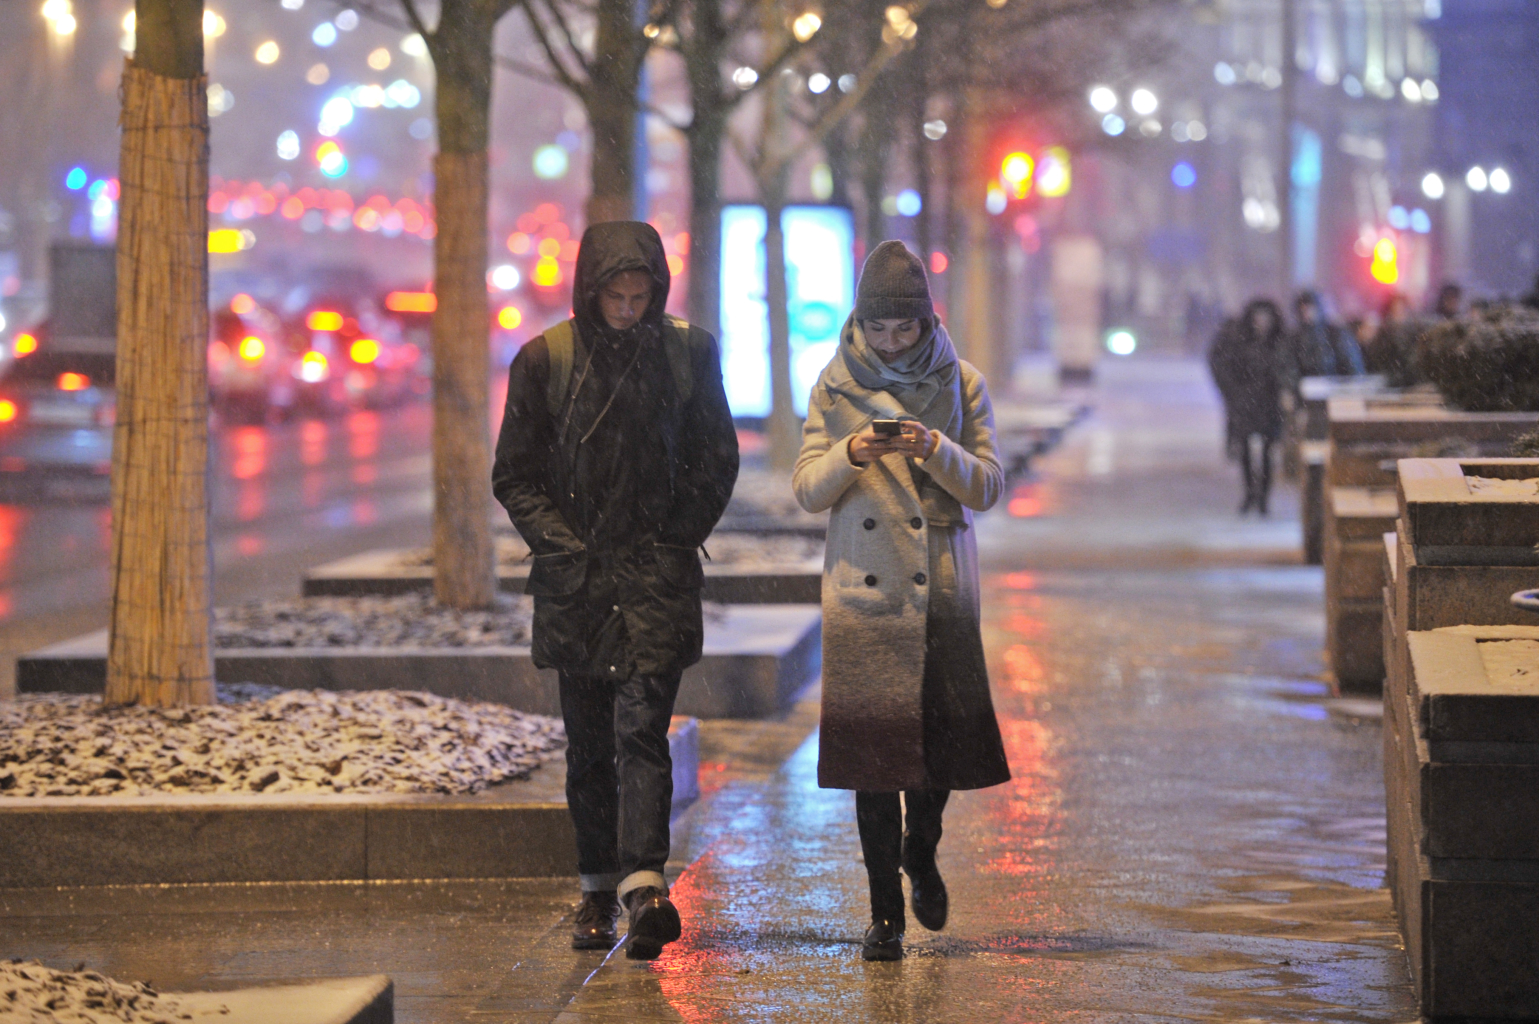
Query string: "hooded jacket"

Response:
xmin=1208 ymin=298 xmax=1288 ymax=443
xmin=492 ymin=222 xmax=739 ymax=678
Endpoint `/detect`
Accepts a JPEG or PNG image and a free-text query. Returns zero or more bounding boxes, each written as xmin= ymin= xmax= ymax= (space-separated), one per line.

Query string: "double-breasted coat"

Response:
xmin=793 ymin=355 xmax=1011 ymax=792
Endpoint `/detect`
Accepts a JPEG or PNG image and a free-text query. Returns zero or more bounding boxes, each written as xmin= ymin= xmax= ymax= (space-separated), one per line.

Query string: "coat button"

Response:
xmin=910 ymin=517 xmax=923 ymax=529
xmin=863 ymin=518 xmax=875 ymax=530
xmin=914 ymin=573 xmax=927 ymax=585
xmin=865 ymin=574 xmax=877 ymax=586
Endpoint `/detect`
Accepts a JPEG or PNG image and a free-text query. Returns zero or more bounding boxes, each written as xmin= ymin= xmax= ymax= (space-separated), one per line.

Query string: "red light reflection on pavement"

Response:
xmin=236 ymin=483 xmax=264 ymax=523
xmin=230 ymin=427 xmax=267 ymax=480
xmin=236 ymin=535 xmax=263 ymax=557
xmin=0 ymin=505 xmax=29 ymax=571
xmin=1003 ymin=570 xmax=1038 ymax=590
xmin=346 ymin=411 xmax=379 ymax=460
xmin=352 ymin=498 xmax=377 ymax=525
xmin=300 ymin=420 xmax=328 ymax=467
xmin=351 ymin=464 xmax=377 ymax=486
xmin=1006 ymin=480 xmax=1054 ymax=518
xmin=980 ymin=716 xmax=1060 ymax=879
xmin=1003 ymin=643 xmax=1046 ymax=692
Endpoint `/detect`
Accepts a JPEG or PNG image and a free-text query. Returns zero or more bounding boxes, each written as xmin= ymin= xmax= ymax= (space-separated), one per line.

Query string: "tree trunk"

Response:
xmin=106 ymin=0 xmax=213 ymax=708
xmin=682 ymin=0 xmax=727 ymax=335
xmin=428 ymin=8 xmax=496 ymax=610
xmin=763 ymin=176 xmax=799 ymax=471
xmin=585 ymin=0 xmax=641 ymax=225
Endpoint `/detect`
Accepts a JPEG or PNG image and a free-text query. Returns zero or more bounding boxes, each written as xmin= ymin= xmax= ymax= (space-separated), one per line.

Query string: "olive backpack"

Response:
xmin=543 ymin=315 xmax=698 ymax=418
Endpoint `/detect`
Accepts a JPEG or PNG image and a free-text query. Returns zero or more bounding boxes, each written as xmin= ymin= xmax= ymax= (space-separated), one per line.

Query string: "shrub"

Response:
xmin=1417 ymin=305 xmax=1539 ymax=412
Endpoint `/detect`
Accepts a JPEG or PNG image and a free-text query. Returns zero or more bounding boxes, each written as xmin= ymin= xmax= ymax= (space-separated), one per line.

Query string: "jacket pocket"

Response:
xmin=525 ymin=549 xmax=588 ymax=597
xmin=652 ymin=543 xmax=705 ymax=590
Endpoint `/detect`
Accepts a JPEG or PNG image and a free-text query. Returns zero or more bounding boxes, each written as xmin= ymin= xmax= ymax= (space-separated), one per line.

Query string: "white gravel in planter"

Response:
xmin=390 ymin=533 xmax=823 ymax=573
xmin=215 ymin=592 xmax=533 ymax=648
xmin=0 ymin=686 xmax=564 ymax=798
xmin=0 ymin=958 xmax=206 ymax=1022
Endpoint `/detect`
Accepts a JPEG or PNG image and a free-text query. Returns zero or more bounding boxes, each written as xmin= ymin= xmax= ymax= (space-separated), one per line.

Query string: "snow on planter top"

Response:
xmin=1326 ymin=394 xmax=1539 ymax=487
xmin=1407 ymin=627 xmax=1539 ymax=743
xmin=1398 ymin=457 xmax=1539 ymax=556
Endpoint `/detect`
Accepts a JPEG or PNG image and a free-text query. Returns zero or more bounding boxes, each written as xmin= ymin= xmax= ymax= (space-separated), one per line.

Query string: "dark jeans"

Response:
xmin=855 ymin=789 xmax=951 ymax=923
xmin=559 ymin=670 xmax=682 ymax=894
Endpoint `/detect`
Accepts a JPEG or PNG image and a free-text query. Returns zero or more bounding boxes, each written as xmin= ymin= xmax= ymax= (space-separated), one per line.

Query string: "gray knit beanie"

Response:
xmin=855 ymin=240 xmax=933 ymax=321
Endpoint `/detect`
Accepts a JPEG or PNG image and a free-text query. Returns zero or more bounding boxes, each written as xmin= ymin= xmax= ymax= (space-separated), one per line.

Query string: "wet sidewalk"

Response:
xmin=0 ymin=357 xmax=1413 ymax=1022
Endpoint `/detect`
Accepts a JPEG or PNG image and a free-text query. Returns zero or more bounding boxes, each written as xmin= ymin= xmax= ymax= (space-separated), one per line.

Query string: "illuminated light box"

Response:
xmin=720 ymin=204 xmax=855 ymax=417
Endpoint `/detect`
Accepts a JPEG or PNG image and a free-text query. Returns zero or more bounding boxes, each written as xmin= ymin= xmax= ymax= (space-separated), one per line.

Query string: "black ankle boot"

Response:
xmin=862 ymin=917 xmax=904 ymax=961
xmin=904 ymin=852 xmax=948 ymax=931
xmin=571 ymin=890 xmax=620 ymax=950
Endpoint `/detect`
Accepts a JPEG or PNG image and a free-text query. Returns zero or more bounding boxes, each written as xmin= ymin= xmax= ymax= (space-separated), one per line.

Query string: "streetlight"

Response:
xmin=1490 ymin=167 xmax=1512 ymax=194
xmin=1420 ymin=172 xmax=1445 ymax=200
xmin=1467 ymin=166 xmax=1489 ymax=192
xmin=1088 ymin=86 xmax=1117 ymax=113
xmin=1130 ymin=88 xmax=1158 ymax=116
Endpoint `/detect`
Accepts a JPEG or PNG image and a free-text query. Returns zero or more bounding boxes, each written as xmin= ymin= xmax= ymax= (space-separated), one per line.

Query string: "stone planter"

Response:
xmin=17 ymin=605 xmax=822 ymax=720
xmin=1385 ymin=626 xmax=1539 ymax=1020
xmin=305 ymin=533 xmax=824 ymax=605
xmin=1384 ymin=459 xmax=1539 ymax=694
xmin=1295 ymin=376 xmax=1396 ymax=564
xmin=1323 ymin=401 xmax=1539 ymax=691
xmin=0 ymin=717 xmax=698 ymax=888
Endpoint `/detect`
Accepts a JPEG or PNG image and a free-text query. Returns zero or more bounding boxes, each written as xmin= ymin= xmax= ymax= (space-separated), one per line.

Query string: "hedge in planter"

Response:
xmin=1418 ymin=305 xmax=1539 ymax=412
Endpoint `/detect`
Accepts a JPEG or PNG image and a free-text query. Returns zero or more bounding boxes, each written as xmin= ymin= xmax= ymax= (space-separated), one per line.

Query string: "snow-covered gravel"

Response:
xmin=0 ymin=686 xmax=564 ymax=798
xmin=0 ymin=959 xmax=204 ymax=1022
xmin=1466 ymin=475 xmax=1539 ymax=497
xmin=215 ymin=592 xmax=532 ymax=648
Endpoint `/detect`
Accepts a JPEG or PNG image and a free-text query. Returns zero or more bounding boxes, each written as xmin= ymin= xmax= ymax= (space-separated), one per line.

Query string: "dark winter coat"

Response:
xmin=1208 ymin=300 xmax=1287 ymax=445
xmin=793 ymin=318 xmax=1010 ymax=793
xmin=492 ymin=222 xmax=739 ymax=680
xmin=1287 ymin=320 xmax=1364 ymax=383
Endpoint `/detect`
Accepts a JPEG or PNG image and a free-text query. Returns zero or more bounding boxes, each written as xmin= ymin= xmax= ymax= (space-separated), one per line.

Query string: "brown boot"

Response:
xmin=571 ymin=890 xmax=620 ymax=950
xmin=623 ymin=886 xmax=681 ymax=960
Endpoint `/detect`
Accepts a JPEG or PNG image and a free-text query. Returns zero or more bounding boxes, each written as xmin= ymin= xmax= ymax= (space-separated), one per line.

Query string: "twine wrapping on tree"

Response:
xmin=106 ymin=61 xmax=214 ymax=707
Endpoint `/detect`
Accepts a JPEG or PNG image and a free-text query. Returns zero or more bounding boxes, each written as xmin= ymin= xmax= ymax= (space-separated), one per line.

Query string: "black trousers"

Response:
xmin=1240 ymin=434 xmax=1274 ymax=511
xmin=855 ymin=789 xmax=950 ymax=923
xmin=559 ymin=670 xmax=682 ymax=894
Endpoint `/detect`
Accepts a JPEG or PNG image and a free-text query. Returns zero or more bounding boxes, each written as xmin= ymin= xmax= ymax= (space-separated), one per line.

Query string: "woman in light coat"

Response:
xmin=793 ymin=241 xmax=1011 ymax=962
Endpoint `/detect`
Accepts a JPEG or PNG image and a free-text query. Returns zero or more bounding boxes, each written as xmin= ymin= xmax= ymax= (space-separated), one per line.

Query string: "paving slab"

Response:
xmin=0 ymin=717 xmax=698 ymax=887
xmin=15 ymin=605 xmax=822 ymax=719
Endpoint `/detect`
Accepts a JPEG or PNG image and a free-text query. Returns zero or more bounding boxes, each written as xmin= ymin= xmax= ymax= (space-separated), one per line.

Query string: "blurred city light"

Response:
xmin=1420 ymin=79 xmax=1439 ymax=101
xmin=1000 ymin=152 xmax=1033 ymax=199
xmin=385 ymin=80 xmax=421 ymax=107
xmin=203 ymin=10 xmax=225 ymax=36
xmin=57 ymin=372 xmax=89 ymax=392
xmin=1213 ymin=62 xmax=1236 ymax=85
xmin=349 ymin=338 xmax=380 ymax=364
xmin=732 ymin=67 xmax=758 ymax=89
xmin=306 ymin=310 xmax=344 ymax=331
xmin=1130 ymin=88 xmax=1158 ymax=115
xmin=385 ymin=291 xmax=436 ymax=313
xmin=895 ymin=190 xmax=922 ymax=217
xmin=533 ymin=145 xmax=569 ymax=180
xmin=1106 ymin=329 xmax=1137 ymax=356
xmin=256 ymin=41 xmax=280 ymax=64
xmin=401 ymin=33 xmax=427 ymax=56
xmin=929 ymin=251 xmax=948 ymax=274
xmin=307 ymin=63 xmax=330 ymax=85
xmin=319 ymin=96 xmax=354 ymax=135
xmin=1388 ymin=205 xmax=1410 ymax=229
xmin=276 ymin=130 xmax=300 ymax=160
xmin=533 ymin=257 xmax=563 ymax=288
xmin=1088 ymin=86 xmax=1117 ymax=113
xmin=1466 ymin=166 xmax=1488 ymax=191
xmin=298 ymin=351 xmax=329 ymax=383
xmin=1370 ymin=237 xmax=1399 ymax=284
xmin=883 ymin=6 xmax=917 ymax=41
xmin=1401 ymin=78 xmax=1423 ymax=102
xmin=808 ymin=73 xmax=830 ymax=94
xmin=922 ymin=119 xmax=946 ymax=140
xmin=335 ymin=9 xmax=358 ymax=29
xmin=208 ymin=229 xmax=252 ymax=253
xmin=496 ymin=306 xmax=523 ymax=330
xmin=1421 ymin=171 xmax=1445 ymax=199
xmin=282 ymin=0 xmax=303 ymax=8
xmin=64 ymin=167 xmax=87 ymax=191
xmin=312 ymin=22 xmax=338 ymax=47
xmin=489 ymin=264 xmax=520 ymax=290
xmin=792 ymin=12 xmax=822 ymax=41
xmin=207 ymin=84 xmax=235 ymax=117
xmin=315 ymin=141 xmax=347 ymax=177
xmin=1490 ymin=167 xmax=1512 ymax=194
xmin=368 ymin=47 xmax=391 ymax=70
xmin=837 ymin=73 xmax=856 ymax=93
xmin=1171 ymin=161 xmax=1197 ymax=188
xmin=13 ymin=334 xmax=38 ymax=357
xmin=1036 ymin=147 xmax=1071 ymax=197
xmin=231 ymin=294 xmax=256 ymax=314
xmin=0 ymin=400 xmax=17 ymax=423
xmin=1101 ymin=114 xmax=1125 ymax=136
xmin=1410 ymin=208 xmax=1432 ymax=233
xmin=238 ymin=336 xmax=265 ymax=361
xmin=985 ymin=183 xmax=1007 ymax=215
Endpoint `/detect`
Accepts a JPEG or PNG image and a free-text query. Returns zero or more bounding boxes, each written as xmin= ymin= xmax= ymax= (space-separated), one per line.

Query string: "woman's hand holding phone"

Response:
xmin=848 ymin=420 xmax=937 ymax=464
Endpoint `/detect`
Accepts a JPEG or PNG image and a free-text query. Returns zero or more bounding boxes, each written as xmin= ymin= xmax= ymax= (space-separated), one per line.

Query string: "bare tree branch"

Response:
xmin=537 ymin=0 xmax=596 ymax=79
xmin=396 ymin=0 xmax=433 ymax=42
xmin=520 ymin=0 xmax=592 ymax=95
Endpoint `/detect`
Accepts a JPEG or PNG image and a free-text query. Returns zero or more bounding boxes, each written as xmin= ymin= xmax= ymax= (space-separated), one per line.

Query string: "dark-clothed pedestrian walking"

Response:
xmin=1286 ymin=290 xmax=1364 ymax=384
xmin=1208 ymin=298 xmax=1286 ymax=515
xmin=492 ymin=221 xmax=739 ymax=960
xmin=792 ymin=241 xmax=1011 ymax=962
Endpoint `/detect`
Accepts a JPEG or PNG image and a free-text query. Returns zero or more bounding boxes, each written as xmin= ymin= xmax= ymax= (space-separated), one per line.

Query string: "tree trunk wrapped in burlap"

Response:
xmin=431 ymin=150 xmax=496 ymax=610
xmin=106 ymin=61 xmax=214 ymax=707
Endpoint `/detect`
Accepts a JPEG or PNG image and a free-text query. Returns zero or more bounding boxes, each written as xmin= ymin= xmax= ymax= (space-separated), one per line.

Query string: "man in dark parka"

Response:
xmin=492 ymin=221 xmax=738 ymax=960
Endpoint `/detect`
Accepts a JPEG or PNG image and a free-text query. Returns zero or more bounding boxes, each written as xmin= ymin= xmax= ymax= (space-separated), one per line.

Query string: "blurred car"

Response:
xmin=208 ymin=297 xmax=297 ymax=424
xmin=287 ymin=299 xmax=421 ymax=415
xmin=0 ymin=323 xmax=115 ymax=497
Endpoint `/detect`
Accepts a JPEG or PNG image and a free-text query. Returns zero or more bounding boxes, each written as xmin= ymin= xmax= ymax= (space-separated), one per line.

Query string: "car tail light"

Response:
xmin=12 ymin=334 xmax=37 ymax=357
xmin=238 ymin=336 xmax=265 ymax=361
xmin=306 ymin=310 xmax=344 ymax=332
xmin=57 ymin=372 xmax=90 ymax=391
xmin=297 ymin=351 xmax=329 ymax=382
xmin=349 ymin=338 xmax=380 ymax=364
xmin=385 ymin=291 xmax=436 ymax=313
xmin=0 ymin=399 xmax=19 ymax=423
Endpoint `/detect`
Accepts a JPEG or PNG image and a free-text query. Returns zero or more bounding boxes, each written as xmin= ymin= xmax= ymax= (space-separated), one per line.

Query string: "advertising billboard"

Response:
xmin=719 ymin=204 xmax=855 ymax=417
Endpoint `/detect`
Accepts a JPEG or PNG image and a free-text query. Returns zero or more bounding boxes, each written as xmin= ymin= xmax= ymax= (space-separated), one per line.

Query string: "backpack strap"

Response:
xmin=544 ymin=318 xmax=578 ymax=418
xmin=662 ymin=315 xmax=695 ymax=406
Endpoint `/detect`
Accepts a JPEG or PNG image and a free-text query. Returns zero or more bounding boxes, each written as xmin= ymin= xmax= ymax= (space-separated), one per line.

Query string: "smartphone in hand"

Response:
xmin=872 ymin=419 xmax=904 ymax=437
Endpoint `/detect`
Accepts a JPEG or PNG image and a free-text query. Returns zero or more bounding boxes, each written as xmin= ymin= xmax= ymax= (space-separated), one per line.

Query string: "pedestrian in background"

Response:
xmin=1434 ymin=282 xmax=1463 ymax=319
xmin=493 ymin=222 xmax=739 ymax=961
xmin=1361 ymin=292 xmax=1421 ymax=385
xmin=1287 ymin=290 xmax=1364 ymax=386
xmin=792 ymin=241 xmax=1011 ymax=962
xmin=1208 ymin=298 xmax=1286 ymax=515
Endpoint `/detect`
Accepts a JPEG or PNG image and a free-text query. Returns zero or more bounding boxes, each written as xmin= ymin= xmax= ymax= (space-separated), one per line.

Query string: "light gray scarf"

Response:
xmin=817 ymin=314 xmax=966 ymax=524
